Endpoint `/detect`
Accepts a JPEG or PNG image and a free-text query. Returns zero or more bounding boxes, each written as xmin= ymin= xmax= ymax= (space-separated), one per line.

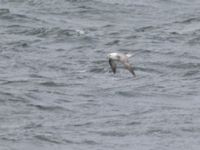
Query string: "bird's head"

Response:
xmin=107 ymin=53 xmax=118 ymax=59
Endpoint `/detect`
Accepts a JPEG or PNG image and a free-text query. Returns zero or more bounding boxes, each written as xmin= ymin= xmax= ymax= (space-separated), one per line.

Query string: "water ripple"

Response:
xmin=1 ymin=0 xmax=200 ymax=149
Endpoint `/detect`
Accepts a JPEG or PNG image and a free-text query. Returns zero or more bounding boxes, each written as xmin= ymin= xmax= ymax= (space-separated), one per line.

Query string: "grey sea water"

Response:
xmin=0 ymin=0 xmax=200 ymax=149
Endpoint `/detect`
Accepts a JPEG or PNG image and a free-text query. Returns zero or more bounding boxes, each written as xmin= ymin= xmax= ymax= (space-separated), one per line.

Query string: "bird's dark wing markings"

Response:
xmin=109 ymin=59 xmax=116 ymax=73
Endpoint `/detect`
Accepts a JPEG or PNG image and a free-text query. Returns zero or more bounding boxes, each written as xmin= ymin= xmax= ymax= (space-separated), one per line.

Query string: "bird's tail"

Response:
xmin=126 ymin=54 xmax=132 ymax=58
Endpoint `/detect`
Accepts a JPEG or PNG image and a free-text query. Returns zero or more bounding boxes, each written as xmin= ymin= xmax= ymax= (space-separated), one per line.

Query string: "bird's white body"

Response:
xmin=108 ymin=53 xmax=131 ymax=61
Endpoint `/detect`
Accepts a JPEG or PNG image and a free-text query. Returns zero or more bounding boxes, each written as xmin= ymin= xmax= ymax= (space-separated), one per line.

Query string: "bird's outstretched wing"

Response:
xmin=124 ymin=62 xmax=136 ymax=77
xmin=109 ymin=59 xmax=117 ymax=74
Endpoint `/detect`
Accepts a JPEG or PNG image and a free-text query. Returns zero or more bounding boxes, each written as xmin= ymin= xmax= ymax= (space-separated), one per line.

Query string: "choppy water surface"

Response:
xmin=0 ymin=0 xmax=200 ymax=149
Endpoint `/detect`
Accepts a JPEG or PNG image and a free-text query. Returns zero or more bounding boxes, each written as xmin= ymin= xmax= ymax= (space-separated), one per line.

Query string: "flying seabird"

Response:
xmin=108 ymin=52 xmax=136 ymax=77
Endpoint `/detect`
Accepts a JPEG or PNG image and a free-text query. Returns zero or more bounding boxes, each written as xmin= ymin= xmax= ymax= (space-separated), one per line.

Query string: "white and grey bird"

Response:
xmin=108 ymin=52 xmax=136 ymax=77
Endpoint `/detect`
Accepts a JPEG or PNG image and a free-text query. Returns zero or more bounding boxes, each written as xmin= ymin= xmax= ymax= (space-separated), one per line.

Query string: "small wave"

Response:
xmin=73 ymin=122 xmax=92 ymax=127
xmin=175 ymin=17 xmax=200 ymax=24
xmin=23 ymin=27 xmax=86 ymax=38
xmin=24 ymin=27 xmax=47 ymax=36
xmin=0 ymin=12 xmax=32 ymax=22
xmin=0 ymin=91 xmax=14 ymax=97
xmin=28 ymin=104 xmax=65 ymax=112
xmin=115 ymin=91 xmax=136 ymax=97
xmin=81 ymin=139 xmax=98 ymax=145
xmin=187 ymin=36 xmax=200 ymax=45
xmin=39 ymin=81 xmax=66 ymax=87
xmin=6 ymin=40 xmax=30 ymax=48
xmin=126 ymin=121 xmax=141 ymax=126
xmin=125 ymin=35 xmax=138 ymax=40
xmin=136 ymin=66 xmax=163 ymax=74
xmin=0 ymin=8 xmax=10 ymax=15
xmin=6 ymin=24 xmax=86 ymax=39
xmin=134 ymin=49 xmax=152 ymax=54
xmin=183 ymin=70 xmax=199 ymax=77
xmin=135 ymin=26 xmax=156 ymax=32
xmin=66 ymin=0 xmax=90 ymax=2
xmin=2 ymin=80 xmax=29 ymax=85
xmin=94 ymin=130 xmax=128 ymax=137
xmin=29 ymin=74 xmax=48 ymax=79
xmin=34 ymin=135 xmax=61 ymax=144
xmin=89 ymin=67 xmax=106 ymax=73
xmin=167 ymin=62 xmax=200 ymax=69
xmin=23 ymin=122 xmax=42 ymax=129
xmin=102 ymin=24 xmax=114 ymax=28
xmin=145 ymin=128 xmax=172 ymax=136
xmin=0 ymin=91 xmax=26 ymax=104
xmin=105 ymin=40 xmax=120 ymax=46
xmin=34 ymin=134 xmax=79 ymax=144
xmin=77 ymin=93 xmax=95 ymax=98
